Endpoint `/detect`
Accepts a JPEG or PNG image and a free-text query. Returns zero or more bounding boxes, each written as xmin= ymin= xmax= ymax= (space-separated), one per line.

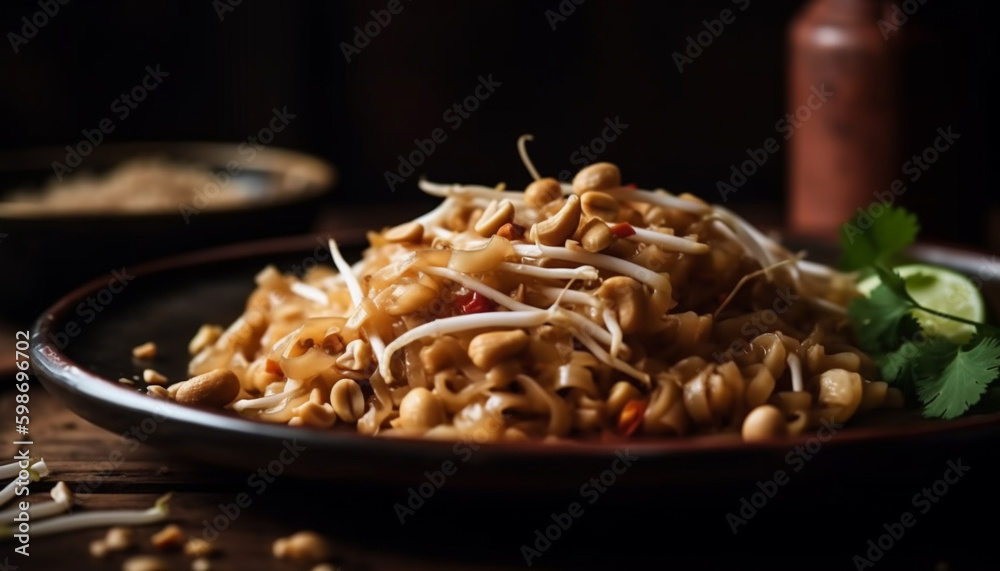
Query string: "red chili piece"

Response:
xmin=609 ymin=222 xmax=636 ymax=238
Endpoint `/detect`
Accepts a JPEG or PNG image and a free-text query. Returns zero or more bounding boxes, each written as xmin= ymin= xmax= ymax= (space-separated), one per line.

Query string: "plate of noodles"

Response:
xmin=30 ymin=137 xmax=1000 ymax=489
xmin=1 ymin=142 xmax=335 ymax=320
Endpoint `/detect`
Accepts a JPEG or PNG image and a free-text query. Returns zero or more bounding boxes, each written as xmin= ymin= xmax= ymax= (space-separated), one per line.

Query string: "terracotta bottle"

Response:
xmin=787 ymin=0 xmax=899 ymax=239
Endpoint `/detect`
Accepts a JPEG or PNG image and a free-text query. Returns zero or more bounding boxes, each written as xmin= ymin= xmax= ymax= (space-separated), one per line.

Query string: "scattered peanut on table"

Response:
xmin=272 ymin=530 xmax=332 ymax=563
xmin=132 ymin=342 xmax=158 ymax=360
xmin=142 ymin=369 xmax=168 ymax=385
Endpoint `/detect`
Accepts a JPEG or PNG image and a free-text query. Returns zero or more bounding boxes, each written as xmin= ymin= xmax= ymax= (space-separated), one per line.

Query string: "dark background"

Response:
xmin=0 ymin=0 xmax=995 ymax=245
xmin=1 ymin=3 xmax=999 ymax=569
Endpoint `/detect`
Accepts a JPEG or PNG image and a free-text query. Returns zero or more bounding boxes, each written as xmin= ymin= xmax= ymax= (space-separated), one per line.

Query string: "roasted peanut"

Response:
xmin=524 ymin=177 xmax=563 ymax=209
xmin=143 ymin=369 xmax=168 ymax=385
xmin=602 ymin=237 xmax=639 ymax=259
xmin=419 ymin=336 xmax=466 ymax=374
xmin=741 ymin=404 xmax=788 ymax=441
xmin=132 ymin=342 xmax=157 ymax=360
xmin=595 ymin=276 xmax=646 ymax=334
xmin=572 ymin=162 xmax=621 ymax=194
xmin=122 ymin=556 xmax=170 ymax=571
xmin=817 ymin=369 xmax=863 ymax=424
xmin=474 ymin=199 xmax=516 ymax=236
xmin=151 ymin=524 xmax=185 ymax=550
xmin=273 ymin=531 xmax=332 ymax=563
xmin=184 ymin=538 xmax=215 ymax=558
xmin=467 ymin=329 xmax=529 ymax=370
xmin=146 ymin=385 xmax=170 ymax=399
xmin=607 ymin=381 xmax=642 ymax=417
xmin=290 ymin=402 xmax=337 ymax=428
xmin=173 ymin=369 xmax=241 ymax=408
xmin=188 ymin=324 xmax=223 ymax=355
xmin=399 ymin=387 xmax=446 ymax=430
xmin=105 ymin=526 xmax=134 ymax=551
xmin=530 ymin=195 xmax=581 ymax=246
xmin=89 ymin=540 xmax=109 ymax=558
xmin=330 ymin=378 xmax=366 ymax=422
xmin=335 ymin=339 xmax=372 ymax=372
xmin=579 ymin=218 xmax=614 ymax=252
xmin=580 ymin=191 xmax=620 ymax=221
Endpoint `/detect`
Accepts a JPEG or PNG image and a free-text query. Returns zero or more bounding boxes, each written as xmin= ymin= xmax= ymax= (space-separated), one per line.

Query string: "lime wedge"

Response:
xmin=857 ymin=264 xmax=985 ymax=344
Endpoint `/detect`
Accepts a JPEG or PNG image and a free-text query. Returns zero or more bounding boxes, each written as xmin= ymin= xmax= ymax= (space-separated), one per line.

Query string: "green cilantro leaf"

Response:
xmin=875 ymin=336 xmax=955 ymax=387
xmin=840 ymin=206 xmax=919 ymax=271
xmin=872 ymin=264 xmax=916 ymax=303
xmin=874 ymin=340 xmax=918 ymax=384
xmin=847 ymin=283 xmax=920 ymax=352
xmin=840 ymin=206 xmax=1000 ymax=421
xmin=915 ymin=336 xmax=1000 ymax=419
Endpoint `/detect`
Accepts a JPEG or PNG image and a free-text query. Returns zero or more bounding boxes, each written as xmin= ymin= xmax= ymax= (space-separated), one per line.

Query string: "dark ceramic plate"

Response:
xmin=0 ymin=142 xmax=336 ymax=321
xmin=29 ymin=235 xmax=1000 ymax=493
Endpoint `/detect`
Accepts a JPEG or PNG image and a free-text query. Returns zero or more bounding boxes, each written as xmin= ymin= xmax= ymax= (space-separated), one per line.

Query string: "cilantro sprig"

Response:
xmin=841 ymin=206 xmax=1000 ymax=419
xmin=840 ymin=206 xmax=920 ymax=271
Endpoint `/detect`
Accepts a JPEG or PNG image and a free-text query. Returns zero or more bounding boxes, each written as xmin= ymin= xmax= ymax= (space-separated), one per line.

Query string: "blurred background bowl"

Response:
xmin=0 ymin=141 xmax=335 ymax=320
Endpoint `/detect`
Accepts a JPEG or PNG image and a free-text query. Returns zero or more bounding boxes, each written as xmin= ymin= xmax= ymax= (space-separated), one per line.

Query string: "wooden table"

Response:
xmin=2 ymin=387 xmax=537 ymax=571
xmin=6 ymin=382 xmax=1000 ymax=571
xmin=4 ymin=204 xmax=1000 ymax=570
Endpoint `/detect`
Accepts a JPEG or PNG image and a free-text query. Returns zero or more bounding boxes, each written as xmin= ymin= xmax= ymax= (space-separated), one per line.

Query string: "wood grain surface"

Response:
xmin=5 ymin=378 xmax=1000 ymax=571
xmin=1 ymin=387 xmax=534 ymax=571
xmin=3 ymin=204 xmax=1000 ymax=571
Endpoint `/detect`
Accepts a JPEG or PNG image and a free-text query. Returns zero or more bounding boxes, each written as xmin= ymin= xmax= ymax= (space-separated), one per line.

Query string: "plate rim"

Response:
xmin=28 ymin=234 xmax=1000 ymax=466
xmin=0 ymin=141 xmax=336 ymax=220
